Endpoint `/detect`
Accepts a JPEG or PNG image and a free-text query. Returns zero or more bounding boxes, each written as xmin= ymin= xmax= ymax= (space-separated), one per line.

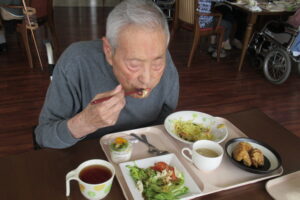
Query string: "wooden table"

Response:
xmin=228 ymin=2 xmax=293 ymax=71
xmin=0 ymin=108 xmax=299 ymax=200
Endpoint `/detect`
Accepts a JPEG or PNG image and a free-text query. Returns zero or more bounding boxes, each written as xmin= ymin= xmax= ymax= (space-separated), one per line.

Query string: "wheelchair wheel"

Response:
xmin=263 ymin=48 xmax=291 ymax=84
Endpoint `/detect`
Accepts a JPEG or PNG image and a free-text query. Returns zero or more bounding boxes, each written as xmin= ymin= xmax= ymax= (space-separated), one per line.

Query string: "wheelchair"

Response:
xmin=248 ymin=20 xmax=300 ymax=84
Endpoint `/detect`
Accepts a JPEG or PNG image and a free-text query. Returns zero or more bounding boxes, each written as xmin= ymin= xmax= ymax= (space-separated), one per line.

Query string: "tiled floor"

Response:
xmin=53 ymin=0 xmax=120 ymax=7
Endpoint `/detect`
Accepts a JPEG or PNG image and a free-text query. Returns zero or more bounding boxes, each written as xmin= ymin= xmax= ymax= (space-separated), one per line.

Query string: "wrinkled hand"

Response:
xmin=68 ymin=85 xmax=126 ymax=138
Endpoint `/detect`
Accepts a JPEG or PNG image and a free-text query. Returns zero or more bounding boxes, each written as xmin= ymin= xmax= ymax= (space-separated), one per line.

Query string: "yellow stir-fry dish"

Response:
xmin=174 ymin=120 xmax=214 ymax=142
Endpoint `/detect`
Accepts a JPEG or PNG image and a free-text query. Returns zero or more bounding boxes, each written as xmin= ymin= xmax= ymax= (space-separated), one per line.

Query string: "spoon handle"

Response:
xmin=130 ymin=133 xmax=147 ymax=144
xmin=91 ymin=90 xmax=137 ymax=105
xmin=130 ymin=133 xmax=155 ymax=148
xmin=141 ymin=134 xmax=156 ymax=148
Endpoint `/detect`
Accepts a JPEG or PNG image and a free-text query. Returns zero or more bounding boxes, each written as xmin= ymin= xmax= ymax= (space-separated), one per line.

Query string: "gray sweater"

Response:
xmin=35 ymin=40 xmax=179 ymax=149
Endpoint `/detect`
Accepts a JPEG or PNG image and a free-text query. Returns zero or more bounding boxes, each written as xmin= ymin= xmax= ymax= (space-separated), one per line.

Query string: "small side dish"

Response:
xmin=127 ymin=161 xmax=189 ymax=200
xmin=225 ymin=138 xmax=282 ymax=174
xmin=110 ymin=137 xmax=132 ymax=163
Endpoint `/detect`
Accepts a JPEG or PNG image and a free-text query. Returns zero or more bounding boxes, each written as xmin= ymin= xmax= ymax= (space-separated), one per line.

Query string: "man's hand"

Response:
xmin=67 ymin=85 xmax=126 ymax=138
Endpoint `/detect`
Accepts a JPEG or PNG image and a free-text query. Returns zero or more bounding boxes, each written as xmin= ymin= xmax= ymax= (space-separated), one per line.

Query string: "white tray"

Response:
xmin=99 ymin=117 xmax=283 ymax=199
xmin=266 ymin=170 xmax=300 ymax=200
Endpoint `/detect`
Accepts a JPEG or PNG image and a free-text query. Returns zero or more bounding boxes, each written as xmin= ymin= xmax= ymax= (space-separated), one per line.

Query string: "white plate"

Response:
xmin=119 ymin=153 xmax=202 ymax=200
xmin=266 ymin=170 xmax=300 ymax=200
xmin=225 ymin=138 xmax=282 ymax=174
xmin=164 ymin=111 xmax=228 ymax=144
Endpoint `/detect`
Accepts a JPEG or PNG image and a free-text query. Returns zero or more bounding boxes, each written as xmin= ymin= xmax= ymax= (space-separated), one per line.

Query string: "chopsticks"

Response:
xmin=90 ymin=89 xmax=149 ymax=105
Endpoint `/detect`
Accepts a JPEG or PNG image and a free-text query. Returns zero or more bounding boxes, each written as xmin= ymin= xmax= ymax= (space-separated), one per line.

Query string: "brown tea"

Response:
xmin=196 ymin=148 xmax=219 ymax=158
xmin=79 ymin=165 xmax=112 ymax=184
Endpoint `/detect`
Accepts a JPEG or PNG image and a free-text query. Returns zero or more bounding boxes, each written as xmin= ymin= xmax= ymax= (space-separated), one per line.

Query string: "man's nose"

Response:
xmin=138 ymin=66 xmax=151 ymax=86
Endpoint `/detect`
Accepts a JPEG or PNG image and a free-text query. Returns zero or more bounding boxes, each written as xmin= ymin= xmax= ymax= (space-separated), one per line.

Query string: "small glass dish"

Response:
xmin=109 ymin=137 xmax=133 ymax=163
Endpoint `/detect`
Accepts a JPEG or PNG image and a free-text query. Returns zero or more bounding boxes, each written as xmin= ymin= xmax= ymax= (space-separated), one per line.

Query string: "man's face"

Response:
xmin=103 ymin=25 xmax=168 ymax=98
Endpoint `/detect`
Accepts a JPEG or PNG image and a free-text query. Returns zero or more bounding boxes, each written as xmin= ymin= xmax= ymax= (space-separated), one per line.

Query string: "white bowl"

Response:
xmin=164 ymin=111 xmax=228 ymax=144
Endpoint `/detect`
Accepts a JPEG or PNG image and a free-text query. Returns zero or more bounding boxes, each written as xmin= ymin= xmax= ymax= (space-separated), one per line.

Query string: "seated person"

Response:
xmin=197 ymin=0 xmax=233 ymax=58
xmin=0 ymin=0 xmax=23 ymax=18
xmin=264 ymin=8 xmax=300 ymax=46
xmin=287 ymin=7 xmax=300 ymax=29
xmin=0 ymin=0 xmax=23 ymax=52
xmin=35 ymin=0 xmax=179 ymax=149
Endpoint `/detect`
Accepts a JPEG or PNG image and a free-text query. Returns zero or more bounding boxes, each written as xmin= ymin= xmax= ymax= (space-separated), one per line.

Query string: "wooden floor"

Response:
xmin=0 ymin=7 xmax=299 ymax=158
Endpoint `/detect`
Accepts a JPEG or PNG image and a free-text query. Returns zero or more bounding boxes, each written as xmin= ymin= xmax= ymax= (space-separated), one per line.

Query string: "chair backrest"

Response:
xmin=177 ymin=0 xmax=195 ymax=25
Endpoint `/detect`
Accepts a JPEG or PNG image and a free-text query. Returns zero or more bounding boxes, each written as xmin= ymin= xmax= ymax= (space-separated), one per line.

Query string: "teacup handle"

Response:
xmin=66 ymin=170 xmax=79 ymax=196
xmin=181 ymin=148 xmax=193 ymax=163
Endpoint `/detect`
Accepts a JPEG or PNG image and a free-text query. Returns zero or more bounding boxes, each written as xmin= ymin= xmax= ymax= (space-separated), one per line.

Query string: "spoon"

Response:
xmin=130 ymin=133 xmax=167 ymax=155
xmin=91 ymin=88 xmax=149 ymax=105
xmin=141 ymin=134 xmax=161 ymax=154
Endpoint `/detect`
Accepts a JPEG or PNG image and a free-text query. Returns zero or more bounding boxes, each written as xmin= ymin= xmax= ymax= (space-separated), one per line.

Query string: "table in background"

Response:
xmin=228 ymin=1 xmax=294 ymax=71
xmin=0 ymin=108 xmax=299 ymax=200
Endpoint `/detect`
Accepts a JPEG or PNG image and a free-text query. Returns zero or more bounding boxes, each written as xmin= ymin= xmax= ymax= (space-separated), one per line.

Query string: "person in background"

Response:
xmin=288 ymin=7 xmax=300 ymax=29
xmin=0 ymin=0 xmax=23 ymax=52
xmin=198 ymin=0 xmax=243 ymax=58
xmin=214 ymin=2 xmax=245 ymax=50
xmin=197 ymin=0 xmax=234 ymax=58
xmin=35 ymin=0 xmax=179 ymax=149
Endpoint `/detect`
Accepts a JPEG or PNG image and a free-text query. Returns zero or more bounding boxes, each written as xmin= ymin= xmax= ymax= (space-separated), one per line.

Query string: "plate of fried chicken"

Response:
xmin=225 ymin=138 xmax=282 ymax=174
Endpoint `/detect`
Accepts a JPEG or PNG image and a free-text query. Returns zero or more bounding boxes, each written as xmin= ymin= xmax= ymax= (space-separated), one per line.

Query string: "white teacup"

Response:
xmin=66 ymin=159 xmax=115 ymax=200
xmin=181 ymin=140 xmax=224 ymax=171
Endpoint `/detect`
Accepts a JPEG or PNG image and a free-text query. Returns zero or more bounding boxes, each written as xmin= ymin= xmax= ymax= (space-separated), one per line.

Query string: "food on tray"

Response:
xmin=110 ymin=137 xmax=132 ymax=163
xmin=233 ymin=142 xmax=264 ymax=168
xmin=110 ymin=137 xmax=129 ymax=151
xmin=174 ymin=120 xmax=213 ymax=142
xmin=233 ymin=142 xmax=252 ymax=166
xmin=138 ymin=88 xmax=149 ymax=98
xmin=127 ymin=161 xmax=189 ymax=200
xmin=196 ymin=148 xmax=219 ymax=158
xmin=250 ymin=148 xmax=264 ymax=168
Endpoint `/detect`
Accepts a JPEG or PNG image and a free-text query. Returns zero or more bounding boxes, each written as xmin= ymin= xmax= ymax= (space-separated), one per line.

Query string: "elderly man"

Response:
xmin=35 ymin=0 xmax=179 ymax=148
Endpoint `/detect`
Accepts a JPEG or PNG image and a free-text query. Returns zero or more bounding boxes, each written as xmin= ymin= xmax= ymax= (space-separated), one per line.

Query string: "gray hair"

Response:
xmin=106 ymin=0 xmax=170 ymax=50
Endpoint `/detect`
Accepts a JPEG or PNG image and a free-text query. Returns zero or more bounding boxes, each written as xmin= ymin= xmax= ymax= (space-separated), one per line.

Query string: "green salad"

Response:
xmin=174 ymin=119 xmax=213 ymax=142
xmin=127 ymin=162 xmax=189 ymax=200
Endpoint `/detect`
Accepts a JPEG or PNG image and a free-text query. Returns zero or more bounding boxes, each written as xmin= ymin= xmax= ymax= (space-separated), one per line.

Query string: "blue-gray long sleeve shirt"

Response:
xmin=35 ymin=40 xmax=179 ymax=149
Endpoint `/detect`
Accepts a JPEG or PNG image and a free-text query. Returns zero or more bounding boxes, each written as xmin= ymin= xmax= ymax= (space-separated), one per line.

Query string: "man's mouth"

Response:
xmin=135 ymin=88 xmax=150 ymax=98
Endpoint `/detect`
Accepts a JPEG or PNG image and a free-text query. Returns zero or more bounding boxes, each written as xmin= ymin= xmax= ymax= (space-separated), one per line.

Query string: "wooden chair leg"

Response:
xmin=187 ymin=28 xmax=200 ymax=68
xmin=18 ymin=23 xmax=34 ymax=68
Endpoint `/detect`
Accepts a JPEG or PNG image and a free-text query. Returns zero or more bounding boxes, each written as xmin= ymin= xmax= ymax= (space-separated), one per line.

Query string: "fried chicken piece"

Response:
xmin=250 ymin=148 xmax=264 ymax=168
xmin=233 ymin=142 xmax=253 ymax=167
xmin=241 ymin=142 xmax=253 ymax=151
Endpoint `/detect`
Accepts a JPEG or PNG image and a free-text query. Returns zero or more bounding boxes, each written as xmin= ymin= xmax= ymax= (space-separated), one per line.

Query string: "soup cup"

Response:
xmin=181 ymin=140 xmax=224 ymax=171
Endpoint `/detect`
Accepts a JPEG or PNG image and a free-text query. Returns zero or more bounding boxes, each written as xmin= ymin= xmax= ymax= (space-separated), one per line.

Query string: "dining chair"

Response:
xmin=171 ymin=0 xmax=224 ymax=67
xmin=16 ymin=0 xmax=58 ymax=69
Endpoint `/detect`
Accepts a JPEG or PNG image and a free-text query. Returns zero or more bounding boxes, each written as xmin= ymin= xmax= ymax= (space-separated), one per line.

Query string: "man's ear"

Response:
xmin=102 ymin=37 xmax=113 ymax=66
